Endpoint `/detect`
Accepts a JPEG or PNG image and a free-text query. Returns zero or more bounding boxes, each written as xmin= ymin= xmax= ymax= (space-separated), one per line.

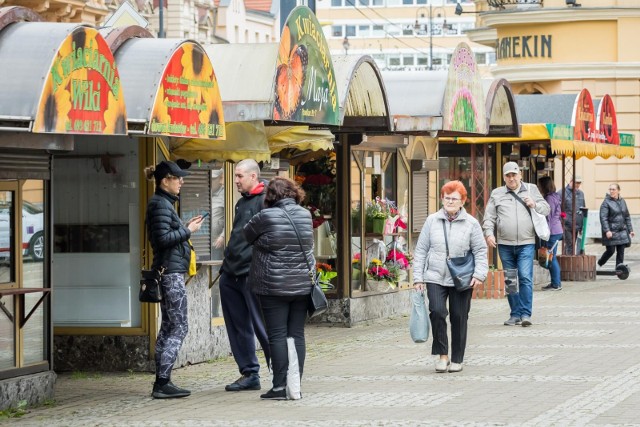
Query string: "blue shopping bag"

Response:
xmin=409 ymin=290 xmax=429 ymax=343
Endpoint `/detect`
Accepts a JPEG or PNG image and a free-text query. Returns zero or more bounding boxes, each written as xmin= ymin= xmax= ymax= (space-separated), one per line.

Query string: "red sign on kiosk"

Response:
xmin=571 ymin=89 xmax=596 ymax=143
xmin=34 ymin=27 xmax=127 ymax=134
xmin=595 ymin=94 xmax=619 ymax=145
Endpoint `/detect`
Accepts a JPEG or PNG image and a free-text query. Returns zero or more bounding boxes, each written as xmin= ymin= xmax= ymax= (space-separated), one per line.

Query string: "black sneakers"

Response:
xmin=260 ymin=388 xmax=287 ymax=400
xmin=225 ymin=373 xmax=261 ymax=391
xmin=542 ymin=284 xmax=562 ymax=291
xmin=152 ymin=382 xmax=191 ymax=399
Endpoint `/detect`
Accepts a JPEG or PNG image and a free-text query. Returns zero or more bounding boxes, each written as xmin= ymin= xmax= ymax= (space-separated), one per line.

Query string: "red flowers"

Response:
xmin=386 ymin=249 xmax=410 ymax=269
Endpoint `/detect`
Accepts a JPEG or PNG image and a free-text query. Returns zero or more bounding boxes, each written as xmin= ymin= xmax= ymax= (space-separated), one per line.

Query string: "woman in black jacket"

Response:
xmin=144 ymin=161 xmax=203 ymax=399
xmin=598 ymin=183 xmax=635 ymax=268
xmin=244 ymin=177 xmax=314 ymax=400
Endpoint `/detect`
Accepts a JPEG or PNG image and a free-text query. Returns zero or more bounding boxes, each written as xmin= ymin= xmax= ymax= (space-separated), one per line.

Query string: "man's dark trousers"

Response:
xmin=219 ymin=271 xmax=268 ymax=375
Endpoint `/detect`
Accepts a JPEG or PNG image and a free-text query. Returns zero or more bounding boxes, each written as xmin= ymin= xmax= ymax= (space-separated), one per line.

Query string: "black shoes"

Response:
xmin=542 ymin=284 xmax=562 ymax=291
xmin=225 ymin=373 xmax=261 ymax=391
xmin=260 ymin=388 xmax=287 ymax=400
xmin=152 ymin=381 xmax=191 ymax=399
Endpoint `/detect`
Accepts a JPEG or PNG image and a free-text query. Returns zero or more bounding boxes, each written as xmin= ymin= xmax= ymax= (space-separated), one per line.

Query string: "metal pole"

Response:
xmin=429 ymin=4 xmax=433 ymax=71
xmin=159 ymin=0 xmax=165 ymax=38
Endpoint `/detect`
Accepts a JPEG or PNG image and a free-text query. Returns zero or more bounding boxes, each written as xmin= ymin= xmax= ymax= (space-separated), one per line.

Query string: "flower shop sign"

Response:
xmin=273 ymin=6 xmax=339 ymax=126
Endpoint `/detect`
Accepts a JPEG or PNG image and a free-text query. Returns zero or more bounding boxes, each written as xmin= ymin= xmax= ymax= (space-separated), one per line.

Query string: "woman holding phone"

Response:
xmin=144 ymin=160 xmax=204 ymax=399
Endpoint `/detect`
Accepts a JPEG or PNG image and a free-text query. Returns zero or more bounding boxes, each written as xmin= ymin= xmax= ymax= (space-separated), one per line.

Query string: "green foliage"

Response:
xmin=0 ymin=400 xmax=27 ymax=419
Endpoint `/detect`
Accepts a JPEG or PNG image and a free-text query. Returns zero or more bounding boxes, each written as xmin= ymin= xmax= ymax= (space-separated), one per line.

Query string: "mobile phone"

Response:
xmin=201 ymin=212 xmax=210 ymax=219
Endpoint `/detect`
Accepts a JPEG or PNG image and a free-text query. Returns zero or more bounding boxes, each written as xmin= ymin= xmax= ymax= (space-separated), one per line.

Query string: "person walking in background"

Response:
xmin=144 ymin=161 xmax=204 ymax=399
xmin=483 ymin=162 xmax=549 ymax=327
xmin=562 ymin=176 xmax=586 ymax=255
xmin=244 ymin=177 xmax=314 ymax=399
xmin=219 ymin=159 xmax=270 ymax=392
xmin=598 ymin=183 xmax=635 ymax=268
xmin=538 ymin=176 xmax=563 ymax=291
xmin=413 ymin=181 xmax=487 ymax=373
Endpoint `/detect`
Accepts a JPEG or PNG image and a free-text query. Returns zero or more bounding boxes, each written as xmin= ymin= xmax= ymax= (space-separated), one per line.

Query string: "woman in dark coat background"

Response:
xmin=598 ymin=183 xmax=635 ymax=268
xmin=144 ymin=161 xmax=203 ymax=399
xmin=244 ymin=177 xmax=314 ymax=400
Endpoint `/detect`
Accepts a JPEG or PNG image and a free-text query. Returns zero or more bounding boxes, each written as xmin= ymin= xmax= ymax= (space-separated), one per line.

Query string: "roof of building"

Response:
xmin=245 ymin=0 xmax=272 ymax=13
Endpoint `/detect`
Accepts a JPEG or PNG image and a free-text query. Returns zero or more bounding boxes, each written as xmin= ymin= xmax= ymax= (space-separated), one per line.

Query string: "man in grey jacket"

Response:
xmin=483 ymin=162 xmax=550 ymax=327
xmin=561 ymin=176 xmax=586 ymax=255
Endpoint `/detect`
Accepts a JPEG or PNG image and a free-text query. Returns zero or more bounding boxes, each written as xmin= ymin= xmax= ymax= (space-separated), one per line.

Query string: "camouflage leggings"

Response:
xmin=155 ymin=273 xmax=189 ymax=380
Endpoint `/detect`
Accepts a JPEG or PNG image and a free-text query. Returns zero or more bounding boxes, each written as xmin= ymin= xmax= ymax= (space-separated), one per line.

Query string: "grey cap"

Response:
xmin=503 ymin=161 xmax=520 ymax=175
xmin=574 ymin=175 xmax=582 ymax=183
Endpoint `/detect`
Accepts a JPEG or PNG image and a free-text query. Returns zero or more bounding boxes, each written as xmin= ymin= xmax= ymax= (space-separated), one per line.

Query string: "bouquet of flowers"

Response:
xmin=352 ymin=253 xmax=361 ymax=270
xmin=386 ymin=249 xmax=411 ymax=270
xmin=317 ymin=262 xmax=337 ymax=290
xmin=366 ymin=198 xmax=394 ymax=220
xmin=306 ymin=205 xmax=325 ymax=229
xmin=367 ymin=258 xmax=398 ymax=283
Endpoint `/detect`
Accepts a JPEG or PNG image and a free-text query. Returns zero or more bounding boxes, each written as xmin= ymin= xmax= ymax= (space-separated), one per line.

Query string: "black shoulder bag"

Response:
xmin=280 ymin=207 xmax=328 ymax=319
xmin=442 ymin=221 xmax=475 ymax=293
xmin=139 ymin=220 xmax=166 ymax=303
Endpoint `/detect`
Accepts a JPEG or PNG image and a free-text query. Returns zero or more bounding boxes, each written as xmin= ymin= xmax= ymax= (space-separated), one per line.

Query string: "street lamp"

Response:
xmin=414 ymin=5 xmax=448 ymax=71
xmin=343 ymin=36 xmax=350 ymax=55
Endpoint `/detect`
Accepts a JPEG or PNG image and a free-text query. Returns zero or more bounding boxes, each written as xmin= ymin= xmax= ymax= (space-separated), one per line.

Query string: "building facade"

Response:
xmin=467 ymin=0 xmax=640 ymax=222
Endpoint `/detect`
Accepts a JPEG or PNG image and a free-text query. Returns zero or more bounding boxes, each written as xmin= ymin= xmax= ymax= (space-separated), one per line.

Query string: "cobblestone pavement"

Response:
xmin=9 ymin=258 xmax=640 ymax=426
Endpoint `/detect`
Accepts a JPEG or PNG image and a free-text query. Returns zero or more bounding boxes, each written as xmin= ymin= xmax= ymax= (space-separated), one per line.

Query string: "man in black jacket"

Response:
xmin=220 ymin=159 xmax=270 ymax=391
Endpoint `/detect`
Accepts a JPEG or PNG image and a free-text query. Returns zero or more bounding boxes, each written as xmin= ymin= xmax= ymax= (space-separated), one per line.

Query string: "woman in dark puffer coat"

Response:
xmin=144 ymin=161 xmax=204 ymax=399
xmin=598 ymin=183 xmax=635 ymax=268
xmin=244 ymin=177 xmax=314 ymax=400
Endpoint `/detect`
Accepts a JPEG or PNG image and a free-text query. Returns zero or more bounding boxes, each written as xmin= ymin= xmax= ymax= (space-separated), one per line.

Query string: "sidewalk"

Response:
xmin=8 ymin=261 xmax=640 ymax=426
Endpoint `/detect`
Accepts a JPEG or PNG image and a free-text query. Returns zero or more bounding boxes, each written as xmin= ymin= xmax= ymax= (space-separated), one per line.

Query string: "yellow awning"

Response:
xmin=266 ymin=126 xmax=335 ymax=154
xmin=170 ymin=121 xmax=271 ymax=163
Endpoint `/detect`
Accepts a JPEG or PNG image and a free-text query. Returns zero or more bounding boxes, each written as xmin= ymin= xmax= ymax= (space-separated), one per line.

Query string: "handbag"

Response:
xmin=280 ymin=207 xmax=328 ymax=319
xmin=442 ymin=221 xmax=475 ymax=292
xmin=537 ymin=240 xmax=559 ymax=268
xmin=409 ymin=290 xmax=429 ymax=343
xmin=139 ymin=266 xmax=165 ymax=303
xmin=508 ymin=185 xmax=551 ymax=241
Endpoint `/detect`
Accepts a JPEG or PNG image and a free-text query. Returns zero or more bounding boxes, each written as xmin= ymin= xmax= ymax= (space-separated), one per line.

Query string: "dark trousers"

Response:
xmin=156 ymin=273 xmax=189 ymax=380
xmin=427 ymin=283 xmax=472 ymax=364
xmin=259 ymin=294 xmax=308 ymax=389
xmin=563 ymin=226 xmax=582 ymax=255
xmin=599 ymin=244 xmax=626 ymax=267
xmin=220 ymin=272 xmax=269 ymax=375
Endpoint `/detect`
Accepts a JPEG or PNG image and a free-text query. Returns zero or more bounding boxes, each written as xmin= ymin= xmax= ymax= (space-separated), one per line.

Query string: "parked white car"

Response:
xmin=0 ymin=200 xmax=44 ymax=261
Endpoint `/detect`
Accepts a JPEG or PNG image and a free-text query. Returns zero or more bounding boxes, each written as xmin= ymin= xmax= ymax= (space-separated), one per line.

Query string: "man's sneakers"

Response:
xmin=448 ymin=363 xmax=463 ymax=373
xmin=542 ymin=284 xmax=562 ymax=291
xmin=520 ymin=316 xmax=532 ymax=327
xmin=152 ymin=381 xmax=191 ymax=399
xmin=260 ymin=388 xmax=288 ymax=400
xmin=504 ymin=316 xmax=521 ymax=326
xmin=225 ymin=372 xmax=261 ymax=391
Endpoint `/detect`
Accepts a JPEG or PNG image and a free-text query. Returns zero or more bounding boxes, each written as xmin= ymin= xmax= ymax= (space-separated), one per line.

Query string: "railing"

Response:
xmin=488 ymin=0 xmax=543 ymax=9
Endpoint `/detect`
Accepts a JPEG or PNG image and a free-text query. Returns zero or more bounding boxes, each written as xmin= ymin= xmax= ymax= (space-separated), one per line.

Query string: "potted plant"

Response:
xmin=366 ymin=198 xmax=392 ymax=234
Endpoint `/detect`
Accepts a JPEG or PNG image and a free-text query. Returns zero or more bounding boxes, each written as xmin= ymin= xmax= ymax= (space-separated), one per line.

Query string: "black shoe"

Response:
xmin=542 ymin=284 xmax=562 ymax=291
xmin=225 ymin=373 xmax=261 ymax=391
xmin=260 ymin=388 xmax=287 ymax=400
xmin=152 ymin=382 xmax=191 ymax=399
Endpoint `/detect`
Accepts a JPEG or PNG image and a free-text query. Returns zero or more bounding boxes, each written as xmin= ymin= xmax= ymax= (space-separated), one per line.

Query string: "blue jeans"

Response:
xmin=498 ymin=244 xmax=535 ymax=318
xmin=542 ymin=234 xmax=562 ymax=287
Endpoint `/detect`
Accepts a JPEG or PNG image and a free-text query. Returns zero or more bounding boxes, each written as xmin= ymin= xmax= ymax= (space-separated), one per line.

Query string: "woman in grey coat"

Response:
xmin=598 ymin=183 xmax=635 ymax=267
xmin=413 ymin=180 xmax=488 ymax=373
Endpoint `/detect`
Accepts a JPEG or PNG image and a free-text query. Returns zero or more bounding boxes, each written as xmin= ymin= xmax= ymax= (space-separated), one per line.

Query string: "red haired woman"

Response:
xmin=412 ymin=180 xmax=488 ymax=373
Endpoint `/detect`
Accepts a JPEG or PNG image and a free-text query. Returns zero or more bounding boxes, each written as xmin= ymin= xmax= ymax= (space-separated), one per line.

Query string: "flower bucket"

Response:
xmin=365 ymin=280 xmax=393 ymax=292
xmin=372 ymin=218 xmax=385 ymax=234
xmin=365 ymin=217 xmax=373 ymax=233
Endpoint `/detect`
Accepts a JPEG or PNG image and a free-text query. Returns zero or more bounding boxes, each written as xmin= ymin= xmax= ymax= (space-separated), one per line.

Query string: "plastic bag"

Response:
xmin=366 ymin=238 xmax=387 ymax=263
xmin=286 ymin=337 xmax=301 ymax=400
xmin=409 ymin=291 xmax=429 ymax=343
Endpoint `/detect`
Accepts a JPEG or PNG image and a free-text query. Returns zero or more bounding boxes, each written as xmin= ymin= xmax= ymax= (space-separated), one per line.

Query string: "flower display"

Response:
xmin=366 ymin=197 xmax=397 ymax=220
xmin=317 ymin=263 xmax=337 ymax=290
xmin=386 ymin=249 xmax=411 ymax=270
xmin=296 ymin=154 xmax=337 ymax=216
xmin=306 ymin=205 xmax=325 ymax=229
xmin=367 ymin=258 xmax=398 ymax=283
xmin=352 ymin=253 xmax=361 ymax=270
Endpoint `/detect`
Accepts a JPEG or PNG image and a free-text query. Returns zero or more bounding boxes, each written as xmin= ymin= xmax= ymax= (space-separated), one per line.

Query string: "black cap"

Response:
xmin=154 ymin=161 xmax=190 ymax=180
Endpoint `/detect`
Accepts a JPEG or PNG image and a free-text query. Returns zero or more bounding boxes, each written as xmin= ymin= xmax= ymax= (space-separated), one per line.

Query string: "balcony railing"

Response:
xmin=488 ymin=0 xmax=543 ymax=9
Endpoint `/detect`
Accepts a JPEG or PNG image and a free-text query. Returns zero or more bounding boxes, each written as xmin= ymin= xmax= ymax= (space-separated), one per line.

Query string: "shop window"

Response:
xmin=0 ymin=294 xmax=15 ymax=370
xmin=351 ymin=149 xmax=410 ymax=296
xmin=52 ymin=137 xmax=141 ymax=328
xmin=332 ymin=26 xmax=343 ymax=37
xmin=403 ymin=55 xmax=415 ymax=66
xmin=346 ymin=25 xmax=356 ymax=37
xmin=0 ymin=190 xmax=15 ymax=284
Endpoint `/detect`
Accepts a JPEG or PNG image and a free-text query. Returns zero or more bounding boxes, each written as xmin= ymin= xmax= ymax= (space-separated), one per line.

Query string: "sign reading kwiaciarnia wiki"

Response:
xmin=273 ymin=6 xmax=339 ymax=126
xmin=34 ymin=27 xmax=127 ymax=134
xmin=149 ymin=42 xmax=225 ymax=139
